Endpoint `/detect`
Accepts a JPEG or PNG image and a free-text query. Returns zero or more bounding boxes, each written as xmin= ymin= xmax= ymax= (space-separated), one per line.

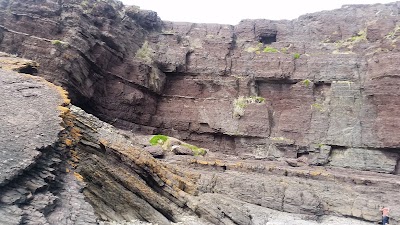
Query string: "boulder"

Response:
xmin=144 ymin=145 xmax=165 ymax=158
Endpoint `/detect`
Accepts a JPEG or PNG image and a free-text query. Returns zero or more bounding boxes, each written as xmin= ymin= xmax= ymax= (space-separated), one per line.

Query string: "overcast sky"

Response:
xmin=120 ymin=0 xmax=396 ymax=24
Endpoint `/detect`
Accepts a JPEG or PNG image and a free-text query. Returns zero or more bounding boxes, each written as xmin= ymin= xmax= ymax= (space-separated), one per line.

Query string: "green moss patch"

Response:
xmin=135 ymin=41 xmax=154 ymax=64
xmin=149 ymin=135 xmax=169 ymax=146
xmin=182 ymin=143 xmax=207 ymax=156
xmin=302 ymin=79 xmax=312 ymax=87
xmin=263 ymin=46 xmax=279 ymax=53
xmin=246 ymin=43 xmax=279 ymax=54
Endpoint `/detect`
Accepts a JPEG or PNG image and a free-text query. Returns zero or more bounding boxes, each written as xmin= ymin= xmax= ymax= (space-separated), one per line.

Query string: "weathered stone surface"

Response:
xmin=0 ymin=0 xmax=164 ymax=130
xmin=1 ymin=0 xmax=400 ymax=174
xmin=1 ymin=1 xmax=400 ymax=225
xmin=328 ymin=147 xmax=399 ymax=173
xmin=0 ymin=54 xmax=97 ymax=225
xmin=145 ymin=3 xmax=400 ymax=174
xmin=68 ymin=105 xmax=201 ymax=224
xmin=171 ymin=145 xmax=194 ymax=156
xmin=0 ymin=67 xmax=61 ymax=186
xmin=66 ymin=105 xmax=400 ymax=224
xmin=144 ymin=145 xmax=165 ymax=158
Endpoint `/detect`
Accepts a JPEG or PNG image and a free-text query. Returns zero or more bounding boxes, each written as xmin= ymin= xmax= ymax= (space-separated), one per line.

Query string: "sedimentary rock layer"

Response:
xmin=68 ymin=105 xmax=400 ymax=225
xmin=1 ymin=0 xmax=399 ymax=174
xmin=1 ymin=0 xmax=400 ymax=224
xmin=0 ymin=54 xmax=97 ymax=225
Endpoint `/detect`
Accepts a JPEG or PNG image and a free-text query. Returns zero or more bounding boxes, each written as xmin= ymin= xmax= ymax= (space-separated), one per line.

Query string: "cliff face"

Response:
xmin=68 ymin=104 xmax=400 ymax=225
xmin=151 ymin=5 xmax=400 ymax=172
xmin=1 ymin=0 xmax=400 ymax=225
xmin=0 ymin=0 xmax=164 ymax=130
xmin=0 ymin=54 xmax=398 ymax=225
xmin=1 ymin=0 xmax=399 ymax=171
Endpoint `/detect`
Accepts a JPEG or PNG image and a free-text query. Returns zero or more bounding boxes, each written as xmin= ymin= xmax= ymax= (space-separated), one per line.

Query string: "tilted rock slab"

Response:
xmin=0 ymin=54 xmax=97 ymax=225
xmin=68 ymin=105 xmax=400 ymax=225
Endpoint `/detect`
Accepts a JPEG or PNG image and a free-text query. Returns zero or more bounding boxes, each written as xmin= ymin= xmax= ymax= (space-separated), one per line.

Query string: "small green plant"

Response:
xmin=294 ymin=53 xmax=301 ymax=59
xmin=51 ymin=40 xmax=62 ymax=45
xmin=311 ymin=103 xmax=323 ymax=112
xmin=246 ymin=43 xmax=263 ymax=53
xmin=52 ymin=40 xmax=61 ymax=45
xmin=182 ymin=143 xmax=207 ymax=156
xmin=302 ymin=79 xmax=312 ymax=87
xmin=386 ymin=26 xmax=400 ymax=40
xmin=246 ymin=43 xmax=279 ymax=54
xmin=280 ymin=47 xmax=288 ymax=53
xmin=263 ymin=46 xmax=279 ymax=53
xmin=149 ymin=135 xmax=169 ymax=146
xmin=51 ymin=40 xmax=69 ymax=48
xmin=349 ymin=30 xmax=367 ymax=42
xmin=335 ymin=29 xmax=367 ymax=52
xmin=317 ymin=143 xmax=325 ymax=148
xmin=233 ymin=96 xmax=265 ymax=118
xmin=135 ymin=41 xmax=154 ymax=64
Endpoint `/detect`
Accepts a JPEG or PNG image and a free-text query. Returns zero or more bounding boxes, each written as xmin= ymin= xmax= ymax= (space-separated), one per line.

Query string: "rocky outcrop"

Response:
xmin=0 ymin=53 xmax=97 ymax=225
xmin=67 ymin=105 xmax=400 ymax=225
xmin=150 ymin=5 xmax=400 ymax=174
xmin=0 ymin=0 xmax=164 ymax=131
xmin=1 ymin=0 xmax=399 ymax=174
xmin=1 ymin=0 xmax=400 ymax=225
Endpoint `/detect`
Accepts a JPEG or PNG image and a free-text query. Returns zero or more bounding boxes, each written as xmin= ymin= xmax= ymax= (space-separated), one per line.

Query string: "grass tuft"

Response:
xmin=302 ymin=79 xmax=312 ymax=87
xmin=149 ymin=135 xmax=169 ymax=146
xmin=182 ymin=143 xmax=207 ymax=156
xmin=263 ymin=46 xmax=279 ymax=53
xmin=135 ymin=41 xmax=154 ymax=64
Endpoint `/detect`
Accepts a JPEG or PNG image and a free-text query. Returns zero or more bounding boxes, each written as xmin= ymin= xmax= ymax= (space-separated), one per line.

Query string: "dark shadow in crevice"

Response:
xmin=393 ymin=158 xmax=400 ymax=175
xmin=258 ymin=32 xmax=277 ymax=45
xmin=18 ymin=65 xmax=38 ymax=75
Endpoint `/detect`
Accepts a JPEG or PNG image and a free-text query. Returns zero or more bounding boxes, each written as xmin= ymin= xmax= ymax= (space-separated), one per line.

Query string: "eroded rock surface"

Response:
xmin=1 ymin=0 xmax=399 ymax=175
xmin=150 ymin=5 xmax=400 ymax=173
xmin=67 ymin=105 xmax=400 ymax=225
xmin=0 ymin=0 xmax=164 ymax=131
xmin=1 ymin=0 xmax=400 ymax=225
xmin=0 ymin=54 xmax=97 ymax=225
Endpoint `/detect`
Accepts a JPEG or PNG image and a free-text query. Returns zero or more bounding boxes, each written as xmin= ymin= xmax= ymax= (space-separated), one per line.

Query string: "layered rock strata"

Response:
xmin=1 ymin=0 xmax=399 ymax=175
xmin=0 ymin=0 xmax=400 ymax=225
xmin=0 ymin=54 xmax=97 ymax=225
xmin=68 ymin=105 xmax=400 ymax=225
xmin=0 ymin=0 xmax=165 ymax=131
xmin=150 ymin=6 xmax=400 ymax=173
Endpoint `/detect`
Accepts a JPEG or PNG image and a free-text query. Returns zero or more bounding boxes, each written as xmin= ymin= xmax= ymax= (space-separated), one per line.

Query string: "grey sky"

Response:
xmin=120 ymin=0 xmax=396 ymax=24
